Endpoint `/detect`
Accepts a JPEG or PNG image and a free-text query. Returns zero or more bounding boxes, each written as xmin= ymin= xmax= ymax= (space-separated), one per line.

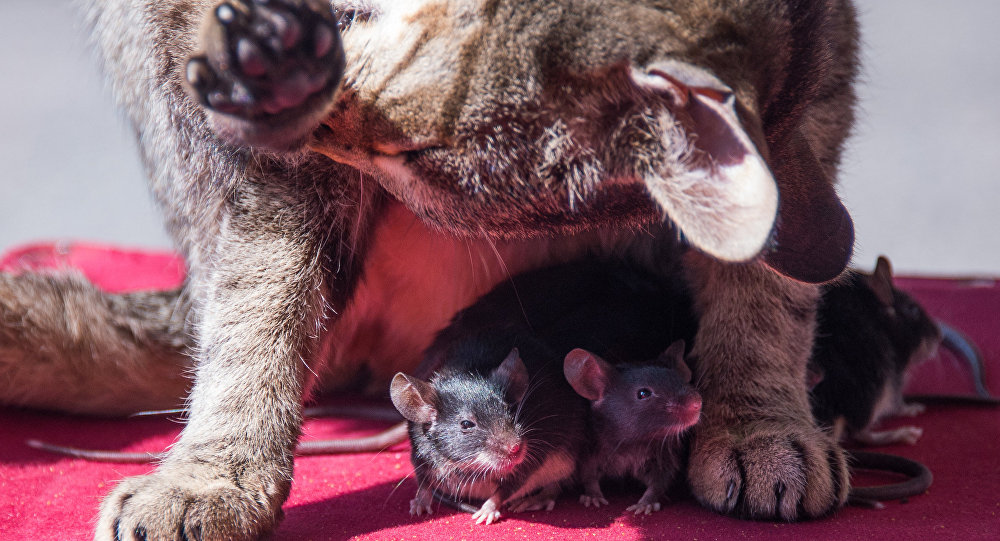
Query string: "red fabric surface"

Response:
xmin=1 ymin=243 xmax=998 ymax=540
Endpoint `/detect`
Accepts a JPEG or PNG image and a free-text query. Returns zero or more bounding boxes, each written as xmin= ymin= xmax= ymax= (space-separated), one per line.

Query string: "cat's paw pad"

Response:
xmin=186 ymin=0 xmax=344 ymax=148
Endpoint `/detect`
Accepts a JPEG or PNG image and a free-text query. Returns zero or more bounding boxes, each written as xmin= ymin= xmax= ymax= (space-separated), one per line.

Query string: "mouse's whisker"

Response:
xmin=512 ymin=375 xmax=550 ymax=424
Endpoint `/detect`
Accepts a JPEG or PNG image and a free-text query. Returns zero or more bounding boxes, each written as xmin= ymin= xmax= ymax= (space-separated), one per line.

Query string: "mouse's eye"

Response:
xmin=460 ymin=420 xmax=476 ymax=429
xmin=902 ymin=302 xmax=921 ymax=319
xmin=636 ymin=388 xmax=652 ymax=400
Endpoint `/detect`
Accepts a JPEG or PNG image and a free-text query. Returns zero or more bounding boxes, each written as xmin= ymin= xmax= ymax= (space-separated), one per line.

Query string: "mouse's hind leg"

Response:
xmin=855 ymin=426 xmax=923 ymax=446
xmin=509 ymin=483 xmax=561 ymax=513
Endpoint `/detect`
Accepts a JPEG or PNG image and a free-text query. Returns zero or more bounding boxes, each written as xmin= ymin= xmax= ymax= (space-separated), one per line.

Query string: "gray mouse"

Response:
xmin=564 ymin=340 xmax=702 ymax=515
xmin=391 ymin=333 xmax=588 ymax=525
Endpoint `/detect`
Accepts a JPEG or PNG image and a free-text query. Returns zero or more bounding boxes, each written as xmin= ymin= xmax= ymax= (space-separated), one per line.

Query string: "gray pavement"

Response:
xmin=1 ymin=1 xmax=998 ymax=275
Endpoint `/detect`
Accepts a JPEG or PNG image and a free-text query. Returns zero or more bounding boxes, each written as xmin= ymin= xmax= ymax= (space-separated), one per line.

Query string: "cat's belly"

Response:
xmin=318 ymin=202 xmax=637 ymax=391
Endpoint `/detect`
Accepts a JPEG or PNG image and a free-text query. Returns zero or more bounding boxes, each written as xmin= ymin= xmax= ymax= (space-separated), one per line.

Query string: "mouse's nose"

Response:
xmin=508 ymin=443 xmax=522 ymax=457
xmin=682 ymin=395 xmax=702 ymax=426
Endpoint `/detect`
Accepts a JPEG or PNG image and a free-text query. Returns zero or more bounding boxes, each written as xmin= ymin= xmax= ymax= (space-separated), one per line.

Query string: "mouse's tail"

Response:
xmin=0 ymin=270 xmax=193 ymax=416
xmin=846 ymin=450 xmax=933 ymax=508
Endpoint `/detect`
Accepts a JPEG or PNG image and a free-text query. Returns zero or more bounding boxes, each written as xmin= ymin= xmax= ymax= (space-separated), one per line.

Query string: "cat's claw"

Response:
xmin=689 ymin=420 xmax=850 ymax=520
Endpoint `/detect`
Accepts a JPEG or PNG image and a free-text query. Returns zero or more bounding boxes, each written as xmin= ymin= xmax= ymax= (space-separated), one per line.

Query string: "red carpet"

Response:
xmin=1 ymin=243 xmax=998 ymax=540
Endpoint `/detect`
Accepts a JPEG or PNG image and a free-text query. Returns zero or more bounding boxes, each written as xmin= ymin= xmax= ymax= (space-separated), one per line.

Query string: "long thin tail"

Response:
xmin=26 ymin=421 xmax=410 ymax=463
xmin=0 ymin=270 xmax=193 ymax=415
xmin=847 ymin=450 xmax=933 ymax=508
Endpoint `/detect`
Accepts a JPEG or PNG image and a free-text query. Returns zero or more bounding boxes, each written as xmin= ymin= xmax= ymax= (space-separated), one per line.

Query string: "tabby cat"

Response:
xmin=0 ymin=0 xmax=859 ymax=537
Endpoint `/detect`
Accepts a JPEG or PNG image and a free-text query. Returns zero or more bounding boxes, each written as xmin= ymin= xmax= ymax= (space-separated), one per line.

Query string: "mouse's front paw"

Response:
xmin=96 ymin=464 xmax=288 ymax=541
xmin=625 ymin=499 xmax=662 ymax=515
xmin=688 ymin=420 xmax=849 ymax=521
xmin=579 ymin=492 xmax=609 ymax=508
xmin=897 ymin=401 xmax=926 ymax=417
xmin=471 ymin=498 xmax=502 ymax=525
xmin=409 ymin=487 xmax=434 ymax=517
xmin=186 ymin=0 xmax=345 ymax=148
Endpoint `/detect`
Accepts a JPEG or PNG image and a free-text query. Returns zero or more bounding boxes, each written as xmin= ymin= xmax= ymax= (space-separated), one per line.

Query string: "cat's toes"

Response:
xmin=688 ymin=420 xmax=850 ymax=521
xmin=187 ymin=0 xmax=345 ymax=149
xmin=96 ymin=465 xmax=288 ymax=541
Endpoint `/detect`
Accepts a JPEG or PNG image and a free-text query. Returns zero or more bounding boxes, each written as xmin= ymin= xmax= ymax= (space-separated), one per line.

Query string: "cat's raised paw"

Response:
xmin=186 ymin=0 xmax=345 ymax=149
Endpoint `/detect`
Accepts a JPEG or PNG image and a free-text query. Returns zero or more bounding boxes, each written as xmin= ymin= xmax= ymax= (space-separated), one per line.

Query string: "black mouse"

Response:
xmin=810 ymin=256 xmax=942 ymax=446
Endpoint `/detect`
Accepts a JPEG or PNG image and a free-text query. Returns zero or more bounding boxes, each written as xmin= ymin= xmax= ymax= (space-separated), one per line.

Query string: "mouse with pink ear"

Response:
xmin=564 ymin=340 xmax=702 ymax=515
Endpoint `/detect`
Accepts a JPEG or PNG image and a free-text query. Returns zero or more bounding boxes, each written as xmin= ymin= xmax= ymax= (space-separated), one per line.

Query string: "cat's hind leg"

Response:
xmin=0 ymin=270 xmax=192 ymax=416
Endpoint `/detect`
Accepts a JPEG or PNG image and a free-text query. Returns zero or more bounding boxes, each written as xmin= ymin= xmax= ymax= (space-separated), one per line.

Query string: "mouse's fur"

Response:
xmin=0 ymin=0 xmax=861 ymax=536
xmin=566 ymin=341 xmax=702 ymax=515
xmin=393 ymin=340 xmax=587 ymax=524
xmin=811 ymin=256 xmax=942 ymax=446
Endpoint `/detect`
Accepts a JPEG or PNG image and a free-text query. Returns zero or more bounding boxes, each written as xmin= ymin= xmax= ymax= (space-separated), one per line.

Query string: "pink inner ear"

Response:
xmin=646 ymin=68 xmax=691 ymax=108
xmin=390 ymin=373 xmax=437 ymax=423
xmin=564 ymin=349 xmax=609 ymax=401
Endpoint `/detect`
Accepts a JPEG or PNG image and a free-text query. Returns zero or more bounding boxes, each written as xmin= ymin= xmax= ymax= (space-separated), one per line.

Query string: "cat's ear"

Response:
xmin=390 ymin=372 xmax=438 ymax=423
xmin=631 ymin=60 xmax=854 ymax=283
xmin=631 ymin=59 xmax=778 ymax=263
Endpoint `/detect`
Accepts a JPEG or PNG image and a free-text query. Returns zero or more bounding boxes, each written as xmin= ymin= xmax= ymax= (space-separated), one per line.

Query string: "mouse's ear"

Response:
xmin=806 ymin=360 xmax=825 ymax=391
xmin=865 ymin=255 xmax=895 ymax=308
xmin=390 ymin=372 xmax=438 ymax=423
xmin=656 ymin=340 xmax=692 ymax=383
xmin=563 ymin=348 xmax=614 ymax=401
xmin=492 ymin=348 xmax=530 ymax=404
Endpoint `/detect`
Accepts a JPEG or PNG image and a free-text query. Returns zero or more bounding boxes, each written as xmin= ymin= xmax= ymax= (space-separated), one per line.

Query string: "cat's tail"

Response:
xmin=0 ymin=270 xmax=193 ymax=416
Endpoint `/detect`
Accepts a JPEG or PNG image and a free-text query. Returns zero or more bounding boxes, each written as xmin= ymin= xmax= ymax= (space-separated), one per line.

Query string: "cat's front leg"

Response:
xmin=684 ymin=254 xmax=850 ymax=521
xmin=96 ymin=184 xmax=336 ymax=541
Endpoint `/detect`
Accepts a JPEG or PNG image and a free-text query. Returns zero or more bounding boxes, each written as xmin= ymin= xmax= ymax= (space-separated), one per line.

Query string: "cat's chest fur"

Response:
xmin=317 ymin=202 xmax=644 ymax=390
